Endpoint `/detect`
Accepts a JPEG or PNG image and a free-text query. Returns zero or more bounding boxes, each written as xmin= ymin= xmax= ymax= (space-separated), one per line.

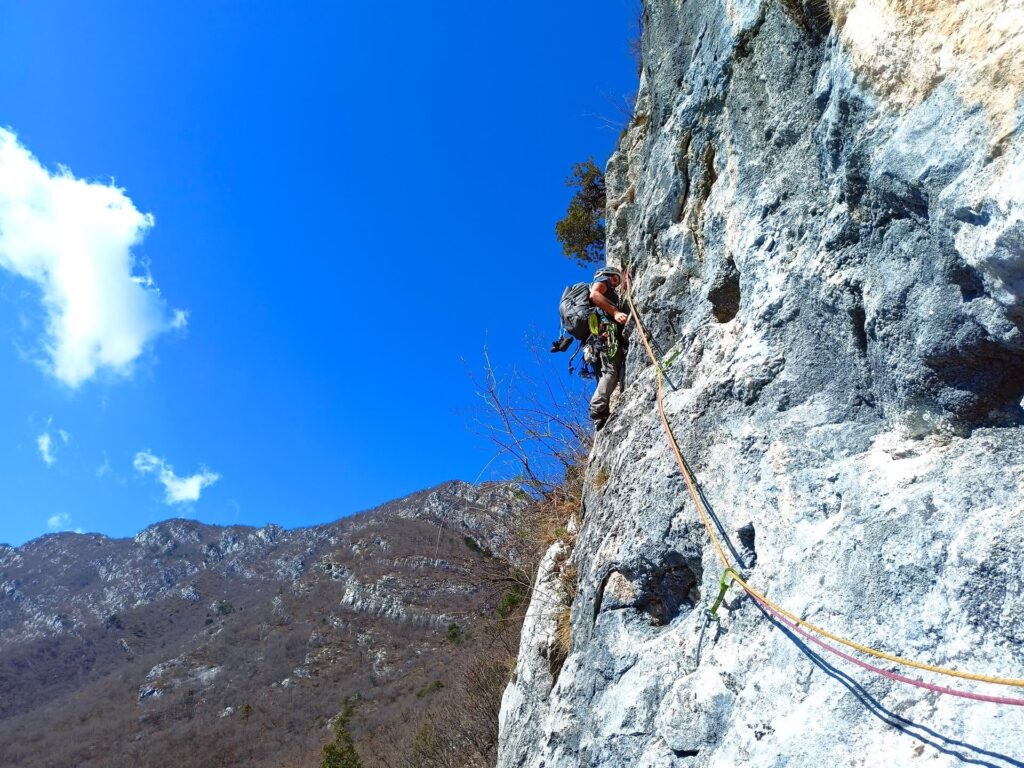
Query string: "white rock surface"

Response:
xmin=500 ymin=1 xmax=1024 ymax=765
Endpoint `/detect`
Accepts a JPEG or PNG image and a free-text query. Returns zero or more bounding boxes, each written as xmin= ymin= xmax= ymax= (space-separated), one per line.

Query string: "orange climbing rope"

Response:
xmin=620 ymin=266 xmax=1024 ymax=693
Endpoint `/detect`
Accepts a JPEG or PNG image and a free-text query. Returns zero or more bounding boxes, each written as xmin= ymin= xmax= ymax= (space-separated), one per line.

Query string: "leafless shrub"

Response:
xmin=360 ymin=619 xmax=520 ymax=768
xmin=463 ymin=344 xmax=591 ymax=621
xmin=470 ymin=345 xmax=590 ymax=501
xmin=361 ymin=348 xmax=592 ymax=767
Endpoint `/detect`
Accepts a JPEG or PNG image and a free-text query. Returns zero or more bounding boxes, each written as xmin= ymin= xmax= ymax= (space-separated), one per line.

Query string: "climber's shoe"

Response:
xmin=550 ymin=335 xmax=574 ymax=353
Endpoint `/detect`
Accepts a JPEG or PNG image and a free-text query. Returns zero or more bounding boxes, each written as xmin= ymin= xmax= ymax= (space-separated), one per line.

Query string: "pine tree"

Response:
xmin=320 ymin=698 xmax=362 ymax=768
xmin=554 ymin=158 xmax=607 ymax=265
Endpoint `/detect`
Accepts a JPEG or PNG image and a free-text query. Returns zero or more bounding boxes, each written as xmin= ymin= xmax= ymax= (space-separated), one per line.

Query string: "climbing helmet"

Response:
xmin=594 ymin=266 xmax=622 ymax=286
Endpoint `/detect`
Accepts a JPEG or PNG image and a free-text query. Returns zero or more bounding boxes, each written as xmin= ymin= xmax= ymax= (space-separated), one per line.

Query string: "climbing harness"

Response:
xmin=567 ymin=312 xmax=624 ymax=381
xmin=607 ymin=319 xmax=620 ymax=360
xmin=589 ymin=312 xmax=622 ymax=360
xmin=621 ymin=266 xmax=1024 ymax=704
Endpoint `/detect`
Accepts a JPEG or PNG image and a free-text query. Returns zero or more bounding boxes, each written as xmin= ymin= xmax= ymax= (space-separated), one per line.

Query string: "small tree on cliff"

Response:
xmin=320 ymin=698 xmax=361 ymax=768
xmin=554 ymin=158 xmax=606 ymax=265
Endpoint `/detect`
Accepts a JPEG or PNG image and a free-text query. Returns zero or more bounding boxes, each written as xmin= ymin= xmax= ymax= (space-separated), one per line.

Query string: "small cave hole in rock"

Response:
xmin=736 ymin=522 xmax=757 ymax=569
xmin=708 ymin=256 xmax=741 ymax=323
xmin=948 ymin=257 xmax=986 ymax=302
xmin=673 ymin=749 xmax=701 ymax=758
xmin=638 ymin=553 xmax=702 ymax=627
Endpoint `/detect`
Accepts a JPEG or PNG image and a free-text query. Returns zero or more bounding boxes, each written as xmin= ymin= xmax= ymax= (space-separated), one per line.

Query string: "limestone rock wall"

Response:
xmin=499 ymin=1 xmax=1024 ymax=765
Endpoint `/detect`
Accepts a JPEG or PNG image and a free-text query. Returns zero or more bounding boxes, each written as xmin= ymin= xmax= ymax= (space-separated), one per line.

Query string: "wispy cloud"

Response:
xmin=0 ymin=128 xmax=186 ymax=387
xmin=36 ymin=420 xmax=69 ymax=466
xmin=37 ymin=432 xmax=55 ymax=466
xmin=133 ymin=450 xmax=220 ymax=505
xmin=47 ymin=513 xmax=81 ymax=533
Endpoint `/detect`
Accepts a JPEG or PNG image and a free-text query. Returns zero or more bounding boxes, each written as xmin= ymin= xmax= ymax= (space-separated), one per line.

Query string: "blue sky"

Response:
xmin=0 ymin=1 xmax=639 ymax=546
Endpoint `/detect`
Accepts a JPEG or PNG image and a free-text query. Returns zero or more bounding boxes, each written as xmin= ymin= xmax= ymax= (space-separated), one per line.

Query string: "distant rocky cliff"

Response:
xmin=0 ymin=481 xmax=524 ymax=767
xmin=500 ymin=1 xmax=1024 ymax=766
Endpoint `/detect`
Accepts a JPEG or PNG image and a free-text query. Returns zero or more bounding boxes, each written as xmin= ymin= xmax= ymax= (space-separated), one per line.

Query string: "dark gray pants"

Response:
xmin=589 ymin=345 xmax=623 ymax=421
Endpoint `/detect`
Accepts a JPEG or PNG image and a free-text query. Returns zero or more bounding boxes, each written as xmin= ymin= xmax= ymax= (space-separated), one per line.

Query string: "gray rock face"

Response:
xmin=500 ymin=1 xmax=1024 ymax=766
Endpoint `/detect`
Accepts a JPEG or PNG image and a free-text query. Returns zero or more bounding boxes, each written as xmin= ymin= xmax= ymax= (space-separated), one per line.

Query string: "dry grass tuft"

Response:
xmin=549 ymin=560 xmax=579 ymax=681
xmin=518 ymin=461 xmax=585 ymax=559
xmin=551 ymin=606 xmax=572 ymax=677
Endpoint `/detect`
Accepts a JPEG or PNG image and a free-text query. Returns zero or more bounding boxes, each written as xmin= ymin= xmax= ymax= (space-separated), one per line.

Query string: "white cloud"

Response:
xmin=37 ymin=432 xmax=55 ymax=466
xmin=134 ymin=450 xmax=220 ymax=505
xmin=0 ymin=128 xmax=185 ymax=387
xmin=35 ymin=419 xmax=69 ymax=466
xmin=47 ymin=512 xmax=69 ymax=530
xmin=46 ymin=512 xmax=81 ymax=533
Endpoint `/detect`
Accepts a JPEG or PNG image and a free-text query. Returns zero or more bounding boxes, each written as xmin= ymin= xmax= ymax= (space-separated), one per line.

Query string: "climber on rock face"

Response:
xmin=587 ymin=266 xmax=629 ymax=430
xmin=550 ymin=266 xmax=631 ymax=430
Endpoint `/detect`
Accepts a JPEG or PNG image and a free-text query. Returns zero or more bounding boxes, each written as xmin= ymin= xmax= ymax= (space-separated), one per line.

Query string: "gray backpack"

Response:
xmin=559 ymin=282 xmax=594 ymax=342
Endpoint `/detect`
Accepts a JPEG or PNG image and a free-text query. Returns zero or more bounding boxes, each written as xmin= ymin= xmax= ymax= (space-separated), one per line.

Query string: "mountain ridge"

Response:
xmin=1 ymin=479 xmax=525 ymax=767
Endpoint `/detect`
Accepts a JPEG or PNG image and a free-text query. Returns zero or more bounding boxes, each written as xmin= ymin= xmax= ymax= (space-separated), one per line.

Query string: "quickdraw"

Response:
xmin=588 ymin=312 xmax=621 ymax=360
xmin=708 ymin=567 xmax=736 ymax=619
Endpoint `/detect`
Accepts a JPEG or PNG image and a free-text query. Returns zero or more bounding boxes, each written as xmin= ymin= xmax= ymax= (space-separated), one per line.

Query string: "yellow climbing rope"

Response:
xmin=621 ymin=268 xmax=1024 ymax=690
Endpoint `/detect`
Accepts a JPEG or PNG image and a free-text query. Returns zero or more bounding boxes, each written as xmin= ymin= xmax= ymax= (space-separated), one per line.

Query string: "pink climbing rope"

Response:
xmin=746 ymin=589 xmax=1024 ymax=707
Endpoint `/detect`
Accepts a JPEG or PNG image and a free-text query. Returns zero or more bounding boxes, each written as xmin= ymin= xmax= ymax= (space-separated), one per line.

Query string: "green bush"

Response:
xmin=447 ymin=622 xmax=463 ymax=644
xmin=415 ymin=680 xmax=445 ymax=699
xmin=211 ymin=599 xmax=234 ymax=616
xmin=320 ymin=698 xmax=361 ymax=768
xmin=554 ymin=159 xmax=606 ymax=265
xmin=497 ymin=587 xmax=527 ymax=619
xmin=462 ymin=535 xmax=492 ymax=557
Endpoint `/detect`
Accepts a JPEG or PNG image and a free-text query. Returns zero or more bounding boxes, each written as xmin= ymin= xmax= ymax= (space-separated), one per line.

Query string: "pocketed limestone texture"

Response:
xmin=499 ymin=1 xmax=1024 ymax=765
